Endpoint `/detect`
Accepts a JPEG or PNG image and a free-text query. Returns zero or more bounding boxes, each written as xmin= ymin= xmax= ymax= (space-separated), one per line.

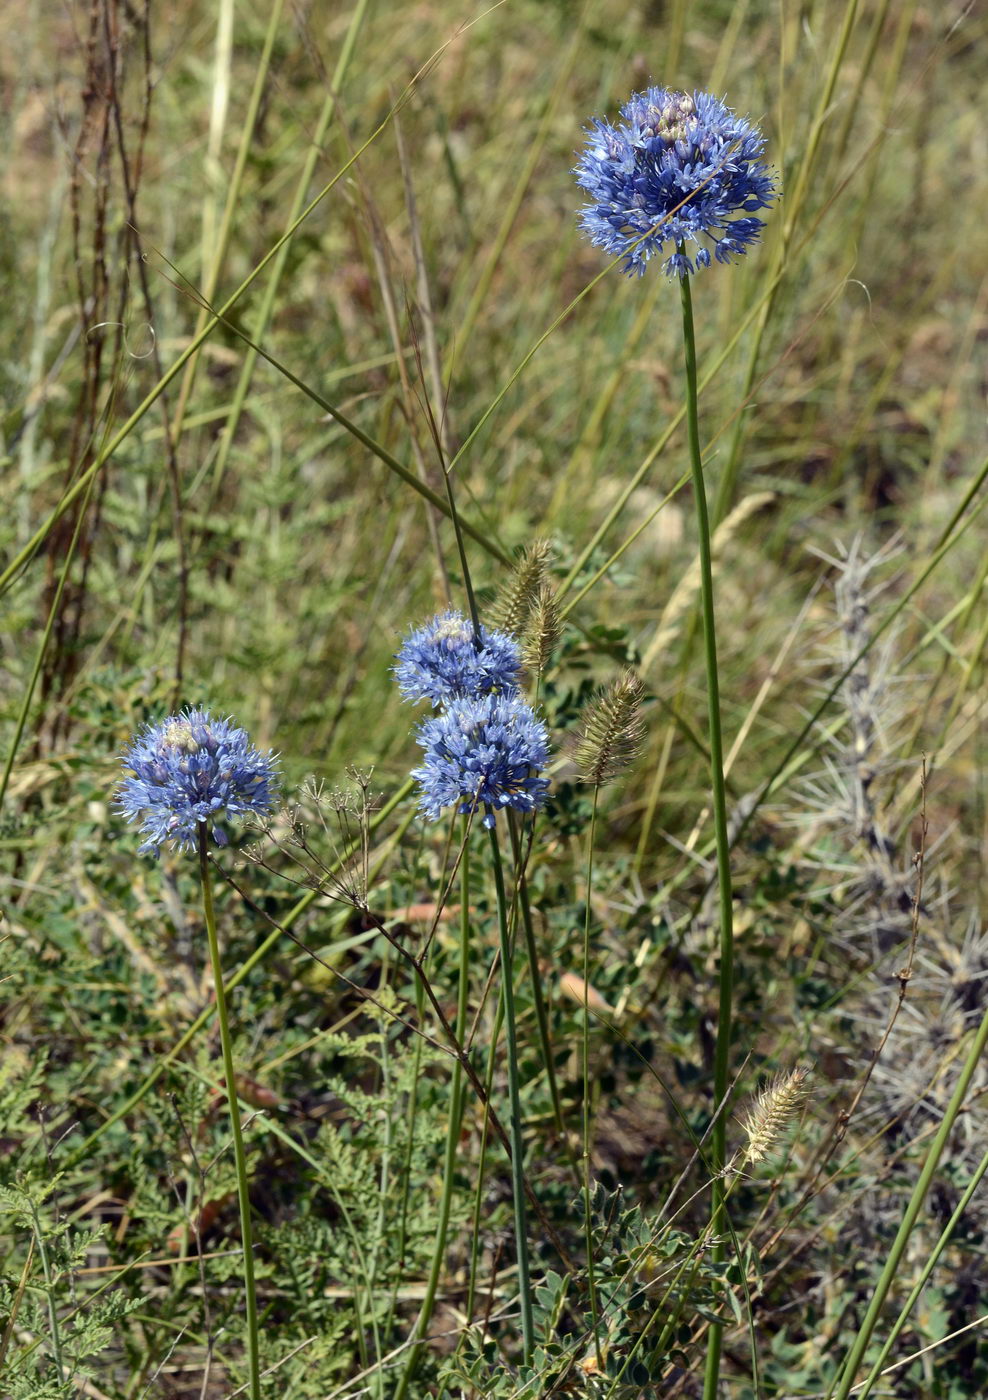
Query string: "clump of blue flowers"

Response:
xmin=574 ymin=87 xmax=778 ymax=277
xmin=394 ymin=609 xmax=522 ymax=706
xmin=413 ymin=694 xmax=550 ymax=829
xmin=118 ymin=707 xmax=279 ymax=856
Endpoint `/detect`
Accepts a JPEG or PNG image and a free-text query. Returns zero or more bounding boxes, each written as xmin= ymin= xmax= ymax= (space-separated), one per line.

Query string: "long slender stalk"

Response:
xmin=197 ymin=825 xmax=261 ymax=1400
xmin=582 ymin=790 xmax=602 ymax=1368
xmin=677 ymin=266 xmax=735 ymax=1400
xmin=62 ymin=779 xmax=414 ymax=1172
xmin=393 ymin=818 xmax=473 ymax=1400
xmin=852 ymin=1142 xmax=988 ymax=1400
xmin=384 ymin=969 xmax=425 ymax=1362
xmin=28 ymin=1201 xmax=65 ymax=1385
xmin=465 ymin=991 xmax=502 ymax=1329
xmin=507 ymin=813 xmax=566 ymax=1142
xmin=488 ymin=822 xmax=535 ymax=1364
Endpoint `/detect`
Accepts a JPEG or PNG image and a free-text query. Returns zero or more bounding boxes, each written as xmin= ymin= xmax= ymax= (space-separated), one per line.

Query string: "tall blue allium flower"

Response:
xmin=413 ymin=693 xmax=550 ymax=828
xmin=394 ymin=609 xmax=522 ymax=706
xmin=117 ymin=707 xmax=278 ymax=856
xmin=574 ymin=87 xmax=778 ymax=277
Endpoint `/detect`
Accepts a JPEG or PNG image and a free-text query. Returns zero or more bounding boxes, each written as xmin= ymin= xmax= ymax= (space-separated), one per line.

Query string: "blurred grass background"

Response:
xmin=3 ymin=0 xmax=988 ymax=1394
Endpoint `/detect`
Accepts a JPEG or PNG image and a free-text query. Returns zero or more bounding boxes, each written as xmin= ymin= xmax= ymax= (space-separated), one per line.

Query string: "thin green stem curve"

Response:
xmin=394 ymin=819 xmax=473 ymax=1399
xmin=582 ymin=791 xmax=602 ymax=1367
xmin=198 ymin=826 xmax=262 ymax=1400
xmin=489 ymin=822 xmax=535 ymax=1364
xmin=677 ymin=267 xmax=735 ymax=1400
xmin=829 ymin=999 xmax=988 ymax=1400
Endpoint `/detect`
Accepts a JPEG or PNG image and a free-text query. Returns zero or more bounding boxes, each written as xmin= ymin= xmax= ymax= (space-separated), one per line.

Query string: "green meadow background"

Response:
xmin=3 ymin=0 xmax=988 ymax=1395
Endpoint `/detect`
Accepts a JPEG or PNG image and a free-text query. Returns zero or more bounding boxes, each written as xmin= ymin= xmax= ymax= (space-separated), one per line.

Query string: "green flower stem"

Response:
xmin=830 ymin=998 xmax=988 ymax=1400
xmin=677 ymin=263 xmax=735 ymax=1400
xmin=394 ymin=820 xmax=473 ymax=1400
xmin=508 ymin=813 xmax=566 ymax=1141
xmin=582 ymin=790 xmax=603 ymax=1368
xmin=489 ymin=822 xmax=536 ymax=1365
xmin=198 ymin=825 xmax=261 ymax=1400
xmin=28 ymin=1199 xmax=66 ymax=1384
xmin=63 ymin=779 xmax=415 ymax=1174
xmin=465 ymin=999 xmax=502 ymax=1327
xmin=385 ymin=971 xmax=427 ymax=1355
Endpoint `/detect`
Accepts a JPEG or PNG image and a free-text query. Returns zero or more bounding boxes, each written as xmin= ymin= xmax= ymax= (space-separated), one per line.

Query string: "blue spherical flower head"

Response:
xmin=394 ymin=610 xmax=522 ymax=706
xmin=117 ymin=707 xmax=279 ymax=857
xmin=575 ymin=87 xmax=778 ymax=277
xmin=412 ymin=693 xmax=550 ymax=829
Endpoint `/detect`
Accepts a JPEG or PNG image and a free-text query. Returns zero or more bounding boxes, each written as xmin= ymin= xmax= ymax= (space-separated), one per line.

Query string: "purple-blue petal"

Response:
xmin=574 ymin=86 xmax=779 ymax=278
xmin=411 ymin=694 xmax=550 ymax=829
xmin=393 ymin=610 xmax=522 ymax=706
xmin=116 ymin=707 xmax=278 ymax=858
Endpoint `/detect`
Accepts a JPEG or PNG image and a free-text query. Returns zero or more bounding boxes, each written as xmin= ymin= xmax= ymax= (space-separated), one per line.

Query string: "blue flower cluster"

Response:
xmin=118 ymin=708 xmax=278 ymax=856
xmin=395 ymin=610 xmax=550 ymax=828
xmin=394 ymin=610 xmax=521 ymax=705
xmin=574 ymin=87 xmax=778 ymax=277
xmin=413 ymin=696 xmax=550 ymax=829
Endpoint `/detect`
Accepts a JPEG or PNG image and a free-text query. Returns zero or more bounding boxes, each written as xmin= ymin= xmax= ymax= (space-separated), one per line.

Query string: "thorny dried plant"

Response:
xmin=800 ymin=537 xmax=916 ymax=960
xmin=849 ymin=914 xmax=988 ymax=1170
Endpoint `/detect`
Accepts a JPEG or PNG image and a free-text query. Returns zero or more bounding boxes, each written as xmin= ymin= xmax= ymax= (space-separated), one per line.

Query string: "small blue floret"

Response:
xmin=574 ymin=87 xmax=779 ymax=277
xmin=117 ymin=707 xmax=279 ymax=856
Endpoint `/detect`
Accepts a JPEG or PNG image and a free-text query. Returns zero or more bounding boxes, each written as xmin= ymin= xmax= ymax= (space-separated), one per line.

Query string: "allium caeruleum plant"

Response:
xmin=395 ymin=618 xmax=551 ymax=1382
xmin=119 ymin=708 xmax=278 ymax=1400
xmin=574 ymin=87 xmax=777 ymax=278
xmin=576 ymin=85 xmax=779 ymax=1397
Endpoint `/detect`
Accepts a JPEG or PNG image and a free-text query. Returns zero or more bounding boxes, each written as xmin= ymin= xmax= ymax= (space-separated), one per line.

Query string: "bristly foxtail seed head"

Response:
xmin=575 ymin=671 xmax=647 ymax=786
xmin=740 ymin=1066 xmax=813 ymax=1167
xmin=521 ymin=584 xmax=561 ymax=678
xmin=490 ymin=539 xmax=554 ymax=639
